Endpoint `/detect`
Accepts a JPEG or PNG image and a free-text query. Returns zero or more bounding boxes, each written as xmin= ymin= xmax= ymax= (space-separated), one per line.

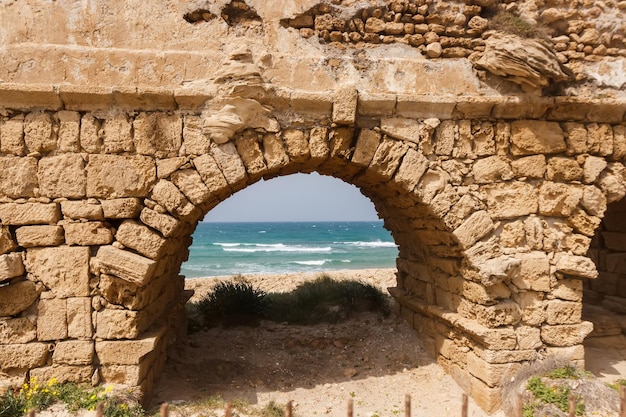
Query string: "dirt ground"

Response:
xmin=150 ymin=269 xmax=626 ymax=417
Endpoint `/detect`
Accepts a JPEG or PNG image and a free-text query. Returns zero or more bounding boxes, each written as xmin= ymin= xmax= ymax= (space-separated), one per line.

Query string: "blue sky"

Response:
xmin=203 ymin=172 xmax=380 ymax=222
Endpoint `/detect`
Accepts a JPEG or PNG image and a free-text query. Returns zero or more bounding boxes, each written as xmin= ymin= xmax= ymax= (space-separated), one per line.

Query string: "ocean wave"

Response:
xmin=213 ymin=243 xmax=240 ymax=247
xmin=338 ymin=241 xmax=397 ymax=248
xmin=291 ymin=260 xmax=329 ymax=266
xmin=223 ymin=243 xmax=332 ymax=253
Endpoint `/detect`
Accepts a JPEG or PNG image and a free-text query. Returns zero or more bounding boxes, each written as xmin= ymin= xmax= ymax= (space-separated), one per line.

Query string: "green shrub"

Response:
xmin=198 ymin=279 xmax=269 ymax=327
xmin=260 ymin=401 xmax=285 ymax=417
xmin=489 ymin=11 xmax=536 ymax=38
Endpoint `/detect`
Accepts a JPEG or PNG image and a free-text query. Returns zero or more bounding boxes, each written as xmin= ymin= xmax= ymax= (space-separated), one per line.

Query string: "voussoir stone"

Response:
xmin=95 ymin=245 xmax=157 ymax=286
xmin=25 ymin=246 xmax=90 ymax=298
xmin=0 ymin=281 xmax=39 ymax=317
xmin=63 ymin=221 xmax=113 ymax=246
xmin=115 ymin=220 xmax=167 ymax=260
xmin=510 ymin=121 xmax=566 ymax=156
xmin=86 ymin=155 xmax=156 ymax=198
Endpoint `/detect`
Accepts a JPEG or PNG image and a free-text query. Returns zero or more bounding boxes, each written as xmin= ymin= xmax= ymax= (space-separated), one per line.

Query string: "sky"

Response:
xmin=203 ymin=172 xmax=380 ymax=222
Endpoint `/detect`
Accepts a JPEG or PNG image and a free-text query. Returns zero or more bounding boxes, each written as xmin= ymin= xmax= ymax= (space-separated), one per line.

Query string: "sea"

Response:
xmin=180 ymin=221 xmax=398 ymax=278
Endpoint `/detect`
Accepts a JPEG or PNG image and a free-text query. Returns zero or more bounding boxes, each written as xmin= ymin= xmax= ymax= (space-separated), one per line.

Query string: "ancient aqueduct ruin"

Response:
xmin=1 ymin=0 xmax=626 ymax=413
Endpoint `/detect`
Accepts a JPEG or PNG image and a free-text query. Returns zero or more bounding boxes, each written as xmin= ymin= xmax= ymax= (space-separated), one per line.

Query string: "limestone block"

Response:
xmin=57 ymin=111 xmax=80 ymax=152
xmin=86 ymin=155 xmax=156 ymax=198
xmin=15 ymin=225 xmax=64 ymax=247
xmin=546 ymin=157 xmax=583 ymax=182
xmin=614 ymin=125 xmax=626 ymax=161
xmin=511 ymin=155 xmax=546 ymax=179
xmin=210 ymin=142 xmax=248 ymax=190
xmin=500 ymin=221 xmax=526 ymax=248
xmin=150 ymin=180 xmax=198 ymax=221
xmin=102 ymin=114 xmax=133 ymax=153
xmin=598 ymin=168 xmax=626 ymax=203
xmin=332 ymin=85 xmax=357 ymax=125
xmin=583 ymin=156 xmax=608 ymax=184
xmin=546 ymin=300 xmax=582 ymax=325
xmin=472 ymin=156 xmax=513 ymax=184
xmin=37 ymin=297 xmax=68 ymax=341
xmin=510 ymin=121 xmax=565 ymax=156
xmin=156 ymin=157 xmax=187 ymax=180
xmin=101 ymin=198 xmax=142 ymax=219
xmin=193 ymin=154 xmax=230 ymax=198
xmin=25 ymin=247 xmax=90 ymax=297
xmin=552 ymin=279 xmax=583 ymax=302
xmin=473 ymin=346 xmax=537 ymax=364
xmin=515 ymin=326 xmax=542 ymax=350
xmin=481 ymin=182 xmax=538 ymax=219
xmin=283 ymin=130 xmax=310 ymax=163
xmin=566 ymin=208 xmax=601 ymax=237
xmin=445 ymin=194 xmax=483 ymax=230
xmin=0 ymin=226 xmax=17 ymax=255
xmin=457 ymin=316 xmax=518 ymax=350
xmin=541 ymin=321 xmax=593 ymax=346
xmin=52 ymin=340 xmax=94 ymax=365
xmin=581 ymin=186 xmax=607 ymax=217
xmin=181 ymin=115 xmax=210 ymax=155
xmin=414 ymin=168 xmax=449 ymax=204
xmin=474 ymin=300 xmax=521 ymax=328
xmin=38 ymin=154 xmax=86 ymax=198
xmin=368 ymin=138 xmax=408 ymax=181
xmin=538 ymin=182 xmax=582 ymax=217
xmin=171 ymin=169 xmax=211 ymax=207
xmin=60 ymin=200 xmax=104 ymax=220
xmin=0 ymin=281 xmax=38 ymax=317
xmin=30 ymin=365 xmax=93 ymax=384
xmin=0 ymin=115 xmax=26 ymax=156
xmin=79 ymin=114 xmax=102 ymax=153
xmin=96 ymin=326 xmax=165 ymax=365
xmin=352 ymin=129 xmax=381 ymax=166
xmin=329 ymin=128 xmax=354 ymax=160
xmin=235 ymin=133 xmax=266 ymax=178
xmin=0 ymin=202 xmax=60 ymax=225
xmin=66 ymin=297 xmax=92 ymax=338
xmin=0 ymin=252 xmax=25 ymax=282
xmin=154 ymin=114 xmax=182 ymax=157
xmin=100 ymin=364 xmax=148 ymax=386
xmin=262 ymin=133 xmax=289 ymax=172
xmin=511 ymin=252 xmax=550 ymax=292
xmin=0 ymin=317 xmax=36 ymax=343
xmin=24 ymin=112 xmax=55 ymax=153
xmin=453 ymin=210 xmax=494 ymax=249
xmin=463 ymin=281 xmax=510 ymax=305
xmin=308 ymin=127 xmax=330 ymax=161
xmin=0 ymin=157 xmax=38 ymax=198
xmin=99 ymin=274 xmax=142 ymax=309
xmin=394 ymin=148 xmax=429 ymax=191
xmin=133 ymin=113 xmax=157 ymax=155
xmin=116 ymin=220 xmax=167 ymax=260
xmin=140 ymin=208 xmax=183 ymax=238
xmin=587 ymin=123 xmax=613 ymax=156
xmin=562 ymin=122 xmax=588 ymax=155
xmin=63 ymin=221 xmax=113 ymax=246
xmin=95 ymin=309 xmax=143 ymax=339
xmin=95 ymin=245 xmax=156 ymax=286
xmin=515 ymin=291 xmax=546 ymax=326
xmin=470 ymin=373 xmax=502 ymax=414
xmin=0 ymin=343 xmax=49 ymax=369
xmin=467 ymin=351 xmax=519 ymax=388
xmin=544 ymin=345 xmax=585 ymax=361
xmin=554 ymin=253 xmax=598 ymax=279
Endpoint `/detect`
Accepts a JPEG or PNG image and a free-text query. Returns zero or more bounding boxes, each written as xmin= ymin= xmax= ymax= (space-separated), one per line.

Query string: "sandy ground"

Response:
xmin=152 ymin=269 xmax=506 ymax=417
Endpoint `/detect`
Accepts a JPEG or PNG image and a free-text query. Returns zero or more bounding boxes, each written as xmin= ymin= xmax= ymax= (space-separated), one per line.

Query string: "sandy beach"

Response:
xmin=150 ymin=268 xmax=504 ymax=417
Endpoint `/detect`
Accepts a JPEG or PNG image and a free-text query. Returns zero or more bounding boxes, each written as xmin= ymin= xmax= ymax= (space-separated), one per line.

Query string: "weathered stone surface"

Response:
xmin=0 ymin=157 xmax=38 ymax=198
xmin=150 ymin=180 xmax=199 ymax=221
xmin=30 ymin=365 xmax=93 ymax=384
xmin=57 ymin=111 xmax=81 ymax=152
xmin=235 ymin=133 xmax=266 ymax=178
xmin=0 ymin=343 xmax=48 ymax=369
xmin=63 ymin=221 xmax=113 ymax=246
xmin=0 ymin=115 xmax=26 ymax=156
xmin=516 ymin=326 xmax=542 ymax=350
xmin=60 ymin=200 xmax=104 ymax=220
xmin=79 ymin=114 xmax=102 ymax=153
xmin=541 ymin=321 xmax=593 ymax=346
xmin=546 ymin=157 xmax=582 ymax=182
xmin=95 ymin=245 xmax=156 ymax=286
xmin=0 ymin=252 xmax=25 ymax=282
xmin=15 ymin=225 xmax=64 ymax=247
xmin=24 ymin=112 xmax=55 ymax=153
xmin=52 ymin=340 xmax=94 ymax=365
xmin=25 ymin=247 xmax=90 ymax=297
xmin=181 ymin=115 xmax=210 ymax=155
xmin=453 ymin=210 xmax=494 ymax=249
xmin=262 ymin=133 xmax=289 ymax=172
xmin=96 ymin=327 xmax=164 ymax=365
xmin=116 ymin=220 xmax=167 ymax=260
xmin=95 ymin=309 xmax=143 ymax=339
xmin=37 ymin=297 xmax=68 ymax=341
xmin=581 ymin=186 xmax=607 ymax=217
xmin=394 ymin=148 xmax=429 ymax=192
xmin=554 ymin=253 xmax=598 ymax=279
xmin=515 ymin=291 xmax=546 ymax=326
xmin=86 ymin=155 xmax=156 ymax=198
xmin=0 ymin=281 xmax=38 ymax=317
xmin=210 ymin=142 xmax=248 ymax=190
xmin=472 ymin=156 xmax=513 ymax=184
xmin=66 ymin=297 xmax=92 ymax=338
xmin=467 ymin=351 xmax=519 ymax=388
xmin=511 ymin=155 xmax=546 ymax=179
xmin=140 ymin=208 xmax=182 ymax=238
xmin=0 ymin=203 xmax=61 ymax=225
xmin=352 ymin=129 xmax=381 ymax=166
xmin=0 ymin=226 xmax=17 ymax=255
xmin=368 ymin=138 xmax=408 ymax=181
xmin=538 ymin=182 xmax=582 ymax=217
xmin=511 ymin=252 xmax=550 ymax=292
xmin=0 ymin=318 xmax=36 ymax=344
xmin=283 ymin=129 xmax=310 ymax=163
xmin=101 ymin=198 xmax=142 ymax=219
xmin=583 ymin=155 xmax=608 ymax=184
xmin=566 ymin=208 xmax=601 ymax=237
xmin=102 ymin=113 xmax=133 ymax=153
xmin=546 ymin=300 xmax=582 ymax=325
xmin=171 ymin=169 xmax=211 ymax=207
xmin=38 ymin=154 xmax=86 ymax=198
xmin=510 ymin=121 xmax=566 ymax=156
xmin=481 ymin=182 xmax=538 ymax=219
xmin=193 ymin=154 xmax=231 ymax=197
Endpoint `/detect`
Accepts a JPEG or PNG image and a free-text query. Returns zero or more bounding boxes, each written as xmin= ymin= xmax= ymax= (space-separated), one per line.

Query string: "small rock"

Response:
xmin=343 ymin=368 xmax=359 ymax=378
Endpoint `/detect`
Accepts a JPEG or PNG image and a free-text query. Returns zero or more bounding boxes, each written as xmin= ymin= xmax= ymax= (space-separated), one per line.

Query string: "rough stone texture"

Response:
xmin=63 ymin=221 xmax=113 ymax=246
xmin=0 ymin=203 xmax=61 ymax=225
xmin=0 ymin=226 xmax=17 ymax=255
xmin=86 ymin=155 xmax=156 ymax=198
xmin=115 ymin=220 xmax=167 ymax=260
xmin=60 ymin=200 xmax=104 ymax=220
xmin=25 ymin=247 xmax=90 ymax=298
xmin=15 ymin=225 xmax=64 ymax=247
xmin=95 ymin=245 xmax=157 ymax=286
xmin=0 ymin=157 xmax=38 ymax=198
xmin=0 ymin=252 xmax=25 ymax=282
xmin=101 ymin=198 xmax=143 ymax=219
xmin=38 ymin=154 xmax=86 ymax=198
xmin=0 ymin=281 xmax=38 ymax=317
xmin=37 ymin=297 xmax=68 ymax=341
xmin=52 ymin=340 xmax=94 ymax=365
xmin=510 ymin=121 xmax=566 ymax=156
xmin=0 ymin=318 xmax=37 ymax=344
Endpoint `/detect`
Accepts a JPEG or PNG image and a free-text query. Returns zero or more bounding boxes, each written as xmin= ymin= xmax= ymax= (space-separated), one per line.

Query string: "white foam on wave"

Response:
xmin=291 ymin=260 xmax=329 ymax=266
xmin=223 ymin=243 xmax=332 ymax=253
xmin=338 ymin=240 xmax=397 ymax=248
xmin=213 ymin=242 xmax=240 ymax=247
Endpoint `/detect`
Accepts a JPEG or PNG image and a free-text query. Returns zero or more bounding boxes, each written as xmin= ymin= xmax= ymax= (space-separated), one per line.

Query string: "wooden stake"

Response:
xmin=620 ymin=386 xmax=626 ymax=417
xmin=285 ymin=400 xmax=293 ymax=417
xmin=225 ymin=402 xmax=232 ymax=417
xmin=461 ymin=393 xmax=468 ymax=417
xmin=347 ymin=398 xmax=353 ymax=417
xmin=160 ymin=402 xmax=169 ymax=417
xmin=568 ymin=394 xmax=576 ymax=417
xmin=96 ymin=402 xmax=104 ymax=417
xmin=405 ymin=394 xmax=411 ymax=417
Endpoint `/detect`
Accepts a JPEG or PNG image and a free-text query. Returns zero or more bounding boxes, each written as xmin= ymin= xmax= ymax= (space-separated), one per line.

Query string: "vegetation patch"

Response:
xmin=191 ymin=274 xmax=391 ymax=328
xmin=488 ymin=11 xmax=537 ymax=38
xmin=0 ymin=378 xmax=143 ymax=417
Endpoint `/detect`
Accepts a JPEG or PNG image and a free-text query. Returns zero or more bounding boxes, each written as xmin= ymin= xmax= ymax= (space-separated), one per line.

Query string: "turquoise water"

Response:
xmin=180 ymin=221 xmax=398 ymax=278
